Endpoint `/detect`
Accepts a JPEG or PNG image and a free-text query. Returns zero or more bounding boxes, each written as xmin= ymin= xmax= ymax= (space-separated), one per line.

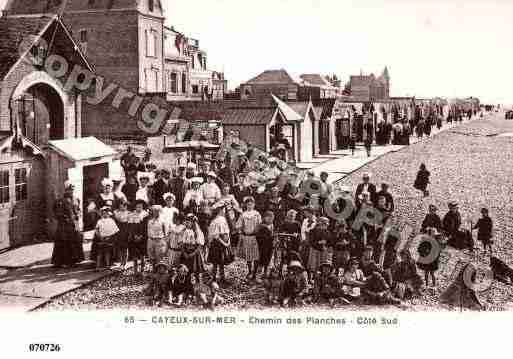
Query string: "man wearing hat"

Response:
xmin=263 ymin=157 xmax=281 ymax=184
xmin=421 ymin=204 xmax=442 ymax=234
xmin=200 ymin=171 xmax=221 ymax=206
xmin=232 ymin=172 xmax=250 ymax=205
xmin=442 ymin=202 xmax=462 ymax=240
xmin=185 ymin=162 xmax=197 ymax=180
xmin=153 ymin=169 xmax=172 ymax=206
xmin=170 ymin=166 xmax=188 ymax=212
xmin=51 ymin=181 xmax=85 ymax=268
xmin=198 ymin=160 xmax=212 ymax=184
xmin=355 ymin=172 xmax=377 ymax=208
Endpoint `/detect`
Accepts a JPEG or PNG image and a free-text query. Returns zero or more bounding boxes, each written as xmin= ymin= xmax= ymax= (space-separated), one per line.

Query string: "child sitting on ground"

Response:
xmin=145 ymin=261 xmax=172 ymax=306
xmin=193 ymin=272 xmax=223 ymax=309
xmin=171 ymin=264 xmax=194 ymax=307
xmin=280 ymin=260 xmax=310 ymax=307
xmin=263 ymin=268 xmax=282 ymax=305
xmin=313 ymin=260 xmax=341 ymax=306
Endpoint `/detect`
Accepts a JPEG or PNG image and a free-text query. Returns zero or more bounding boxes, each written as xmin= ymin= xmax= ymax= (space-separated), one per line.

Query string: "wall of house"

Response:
xmin=164 ymin=60 xmax=189 ymax=100
xmin=63 ymin=11 xmax=140 ymax=92
xmin=138 ymin=14 xmax=165 ymax=93
xmin=223 ymin=124 xmax=267 ymax=152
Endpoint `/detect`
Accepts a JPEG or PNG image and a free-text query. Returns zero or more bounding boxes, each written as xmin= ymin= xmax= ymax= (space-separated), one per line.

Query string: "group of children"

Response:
xmin=81 ymin=144 xmax=494 ymax=310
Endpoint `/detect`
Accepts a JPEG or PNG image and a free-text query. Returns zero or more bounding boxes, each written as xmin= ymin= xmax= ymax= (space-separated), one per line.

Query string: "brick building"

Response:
xmin=4 ymin=0 xmax=227 ymax=138
xmin=240 ymin=69 xmax=299 ymax=105
xmin=349 ymin=67 xmax=390 ymax=102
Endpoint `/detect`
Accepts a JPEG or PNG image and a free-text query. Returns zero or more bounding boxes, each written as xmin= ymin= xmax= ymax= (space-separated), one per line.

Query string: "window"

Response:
xmin=0 ymin=170 xmax=9 ymax=204
xmin=192 ymin=85 xmax=199 ymax=94
xmin=15 ymin=168 xmax=27 ymax=202
xmin=181 ymin=73 xmax=187 ymax=93
xmin=145 ymin=68 xmax=159 ymax=92
xmin=170 ymin=73 xmax=177 ymax=93
xmin=191 ymin=55 xmax=195 ymax=69
xmin=148 ymin=0 xmax=154 ymax=12
xmin=146 ymin=29 xmax=157 ymax=57
xmin=79 ymin=30 xmax=87 ymax=42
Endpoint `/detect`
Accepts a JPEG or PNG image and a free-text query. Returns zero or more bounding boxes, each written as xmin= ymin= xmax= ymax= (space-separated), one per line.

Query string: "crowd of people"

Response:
xmin=49 ymin=106 xmax=492 ymax=309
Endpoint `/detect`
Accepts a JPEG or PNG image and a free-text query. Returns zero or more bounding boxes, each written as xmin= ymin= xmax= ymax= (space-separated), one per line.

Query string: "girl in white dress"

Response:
xmin=236 ymin=196 xmax=262 ymax=281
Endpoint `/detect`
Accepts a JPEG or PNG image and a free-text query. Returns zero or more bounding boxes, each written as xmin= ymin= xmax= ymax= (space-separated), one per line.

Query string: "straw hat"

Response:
xmin=319 ymin=260 xmax=333 ymax=271
xmin=163 ymin=192 xmax=175 ymax=201
xmin=154 ymin=261 xmax=169 ymax=272
xmin=101 ymin=178 xmax=113 ymax=187
xmin=150 ymin=205 xmax=163 ymax=214
xmin=190 ymin=177 xmax=204 ymax=184
xmin=64 ymin=180 xmax=74 ymax=190
xmin=288 ymin=260 xmax=304 ymax=272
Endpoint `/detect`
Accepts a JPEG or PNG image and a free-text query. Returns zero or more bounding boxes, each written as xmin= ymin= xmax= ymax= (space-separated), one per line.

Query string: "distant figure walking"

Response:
xmin=413 ymin=163 xmax=430 ymax=197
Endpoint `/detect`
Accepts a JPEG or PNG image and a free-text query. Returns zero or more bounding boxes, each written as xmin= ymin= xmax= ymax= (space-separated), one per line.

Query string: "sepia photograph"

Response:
xmin=0 ymin=0 xmax=512 ymax=356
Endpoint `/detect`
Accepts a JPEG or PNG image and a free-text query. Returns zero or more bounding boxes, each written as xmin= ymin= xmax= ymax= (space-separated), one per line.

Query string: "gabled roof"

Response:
xmin=287 ymin=101 xmax=310 ymax=119
xmin=245 ymin=69 xmax=297 ymax=85
xmin=0 ymin=15 xmax=53 ymax=80
xmin=272 ymin=94 xmax=303 ymax=122
xmin=0 ymin=15 xmax=94 ymax=80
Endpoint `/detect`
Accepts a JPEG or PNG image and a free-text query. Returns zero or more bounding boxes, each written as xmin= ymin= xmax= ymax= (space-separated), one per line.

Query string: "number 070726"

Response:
xmin=28 ymin=344 xmax=61 ymax=352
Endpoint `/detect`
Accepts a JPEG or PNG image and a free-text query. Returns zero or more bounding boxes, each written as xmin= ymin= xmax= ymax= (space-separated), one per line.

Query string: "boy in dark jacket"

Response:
xmin=473 ymin=208 xmax=493 ymax=254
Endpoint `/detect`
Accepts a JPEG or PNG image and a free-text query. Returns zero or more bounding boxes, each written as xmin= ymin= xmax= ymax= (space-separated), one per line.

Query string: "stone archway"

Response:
xmin=11 ymin=71 xmax=69 ymax=146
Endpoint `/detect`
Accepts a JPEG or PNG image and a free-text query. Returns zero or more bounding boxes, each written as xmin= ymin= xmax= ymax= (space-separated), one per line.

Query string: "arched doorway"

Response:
xmin=11 ymin=83 xmax=65 ymax=147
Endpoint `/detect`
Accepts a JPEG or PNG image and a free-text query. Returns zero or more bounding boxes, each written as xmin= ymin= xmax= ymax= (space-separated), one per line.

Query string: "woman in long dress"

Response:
xmin=51 ymin=182 xmax=85 ymax=268
xmin=236 ymin=196 xmax=262 ymax=281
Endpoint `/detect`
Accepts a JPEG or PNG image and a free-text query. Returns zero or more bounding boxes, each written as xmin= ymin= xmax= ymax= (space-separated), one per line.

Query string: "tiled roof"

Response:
xmin=299 ymin=74 xmax=330 ymax=87
xmin=0 ymin=15 xmax=53 ymax=80
xmin=221 ymin=108 xmax=276 ymax=125
xmin=245 ymin=69 xmax=296 ymax=85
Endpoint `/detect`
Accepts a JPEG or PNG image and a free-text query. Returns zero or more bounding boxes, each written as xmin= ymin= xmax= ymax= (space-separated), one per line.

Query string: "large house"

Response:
xmin=4 ymin=0 xmax=226 ymax=138
xmin=239 ymin=69 xmax=340 ymax=105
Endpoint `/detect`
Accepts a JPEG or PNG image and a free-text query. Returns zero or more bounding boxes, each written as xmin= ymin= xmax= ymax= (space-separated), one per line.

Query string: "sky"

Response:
xmin=1 ymin=0 xmax=512 ymax=104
